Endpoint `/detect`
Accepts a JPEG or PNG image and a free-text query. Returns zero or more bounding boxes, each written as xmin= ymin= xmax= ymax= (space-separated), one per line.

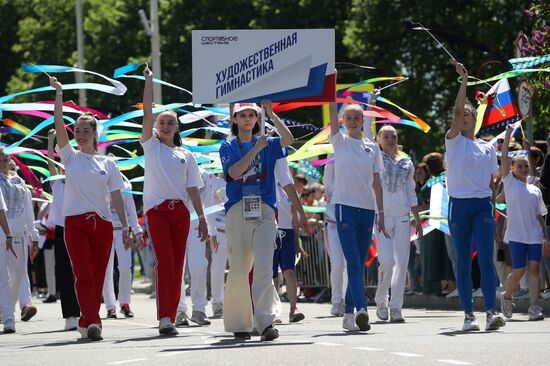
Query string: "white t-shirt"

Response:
xmin=0 ymin=188 xmax=6 ymax=211
xmin=274 ymin=157 xmax=294 ymax=230
xmin=445 ymin=133 xmax=498 ymax=199
xmin=47 ymin=180 xmax=65 ymax=227
xmin=503 ymin=174 xmax=548 ymax=244
xmin=141 ymin=135 xmax=204 ymax=213
xmin=330 ymin=131 xmax=384 ymax=210
xmin=323 ymin=154 xmax=336 ymax=220
xmin=58 ymin=144 xmax=125 ymax=221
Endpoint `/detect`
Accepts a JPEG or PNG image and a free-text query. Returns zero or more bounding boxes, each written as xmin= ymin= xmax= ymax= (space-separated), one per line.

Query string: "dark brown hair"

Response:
xmin=76 ymin=113 xmax=98 ymax=151
xmin=157 ymin=110 xmax=182 ymax=146
xmin=231 ymin=110 xmax=260 ymax=136
xmin=422 ymin=152 xmax=445 ymax=177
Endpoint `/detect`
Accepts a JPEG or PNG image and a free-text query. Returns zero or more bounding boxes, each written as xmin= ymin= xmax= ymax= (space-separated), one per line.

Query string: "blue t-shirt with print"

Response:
xmin=219 ymin=136 xmax=285 ymax=213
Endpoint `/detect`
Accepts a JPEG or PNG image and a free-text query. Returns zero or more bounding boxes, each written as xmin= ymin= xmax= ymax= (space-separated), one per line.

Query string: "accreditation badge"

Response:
xmin=243 ymin=195 xmax=262 ymax=221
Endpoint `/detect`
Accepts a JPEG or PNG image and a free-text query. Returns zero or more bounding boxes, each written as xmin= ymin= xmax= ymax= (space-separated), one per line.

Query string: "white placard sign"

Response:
xmin=192 ymin=29 xmax=335 ymax=104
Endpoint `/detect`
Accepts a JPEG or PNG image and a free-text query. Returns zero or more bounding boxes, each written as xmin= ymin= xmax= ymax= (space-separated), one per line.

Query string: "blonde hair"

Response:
xmin=342 ymin=104 xmax=363 ymax=117
xmin=464 ymin=99 xmax=477 ymax=119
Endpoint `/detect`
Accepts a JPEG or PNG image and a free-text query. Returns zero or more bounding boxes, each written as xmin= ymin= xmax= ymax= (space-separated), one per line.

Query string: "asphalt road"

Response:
xmin=1 ymin=294 xmax=549 ymax=366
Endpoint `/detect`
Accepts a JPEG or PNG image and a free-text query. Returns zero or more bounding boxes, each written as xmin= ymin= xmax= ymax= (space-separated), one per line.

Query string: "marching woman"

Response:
xmin=499 ymin=125 xmax=549 ymax=321
xmin=50 ymin=77 xmax=132 ymax=341
xmin=141 ymin=67 xmax=208 ymax=335
xmin=328 ymin=94 xmax=389 ymax=332
xmin=219 ymin=100 xmax=294 ymax=342
xmin=0 ymin=150 xmax=38 ymax=334
xmin=374 ymin=124 xmax=423 ymax=323
xmin=47 ymin=130 xmax=80 ymax=331
xmin=445 ymin=62 xmax=504 ymax=331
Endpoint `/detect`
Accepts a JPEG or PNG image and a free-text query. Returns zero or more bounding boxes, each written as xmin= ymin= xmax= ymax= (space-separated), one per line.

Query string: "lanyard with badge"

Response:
xmin=238 ymin=137 xmax=262 ymax=221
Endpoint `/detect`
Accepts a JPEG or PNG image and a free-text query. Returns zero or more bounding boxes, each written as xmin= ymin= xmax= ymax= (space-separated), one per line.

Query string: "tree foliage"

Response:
xmin=0 ymin=0 xmax=543 ymax=163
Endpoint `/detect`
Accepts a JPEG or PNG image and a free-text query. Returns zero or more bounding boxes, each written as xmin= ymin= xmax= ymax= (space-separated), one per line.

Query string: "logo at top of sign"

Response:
xmin=202 ymin=36 xmax=239 ymax=46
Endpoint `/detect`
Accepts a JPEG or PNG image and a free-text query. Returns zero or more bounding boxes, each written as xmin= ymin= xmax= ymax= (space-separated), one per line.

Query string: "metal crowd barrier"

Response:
xmin=295 ymin=221 xmax=376 ymax=302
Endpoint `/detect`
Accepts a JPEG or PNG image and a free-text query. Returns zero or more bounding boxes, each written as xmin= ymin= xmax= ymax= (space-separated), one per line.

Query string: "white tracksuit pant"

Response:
xmin=325 ymin=220 xmax=348 ymax=305
xmin=102 ymin=231 xmax=132 ymax=310
xmin=375 ymin=215 xmax=411 ymax=310
xmin=178 ymin=222 xmax=208 ymax=314
xmin=0 ymin=237 xmax=28 ymax=322
xmin=44 ymin=247 xmax=56 ymax=296
xmin=18 ymin=268 xmax=32 ymax=309
xmin=210 ymin=230 xmax=228 ymax=305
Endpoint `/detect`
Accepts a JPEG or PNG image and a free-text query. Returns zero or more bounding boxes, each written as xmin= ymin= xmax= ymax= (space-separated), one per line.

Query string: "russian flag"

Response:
xmin=478 ymin=78 xmax=521 ymax=135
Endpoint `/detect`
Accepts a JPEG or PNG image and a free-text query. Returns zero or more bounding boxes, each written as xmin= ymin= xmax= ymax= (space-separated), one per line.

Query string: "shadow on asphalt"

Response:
xmin=438 ymin=330 xmax=504 ymax=336
xmin=311 ymin=332 xmax=380 ymax=337
xmin=20 ymin=338 xmax=100 ymax=348
xmin=159 ymin=340 xmax=313 ymax=353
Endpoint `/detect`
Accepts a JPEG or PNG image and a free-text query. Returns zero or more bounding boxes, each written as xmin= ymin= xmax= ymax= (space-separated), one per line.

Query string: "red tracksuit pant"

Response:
xmin=147 ymin=200 xmax=190 ymax=322
xmin=65 ymin=212 xmax=113 ymax=329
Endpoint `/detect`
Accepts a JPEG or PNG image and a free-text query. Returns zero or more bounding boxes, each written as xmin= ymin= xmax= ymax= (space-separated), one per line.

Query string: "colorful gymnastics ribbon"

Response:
xmin=508 ymin=54 xmax=549 ymax=70
xmin=0 ymin=65 xmax=127 ymax=105
xmin=113 ymin=63 xmax=193 ymax=97
xmin=462 ymin=68 xmax=550 ymax=86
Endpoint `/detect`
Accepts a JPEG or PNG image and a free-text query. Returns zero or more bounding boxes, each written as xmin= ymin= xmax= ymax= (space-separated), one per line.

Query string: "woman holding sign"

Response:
xmin=141 ymin=67 xmax=208 ymax=335
xmin=329 ymin=97 xmax=389 ymax=332
xmin=445 ymin=62 xmax=505 ymax=331
xmin=219 ymin=100 xmax=295 ymax=342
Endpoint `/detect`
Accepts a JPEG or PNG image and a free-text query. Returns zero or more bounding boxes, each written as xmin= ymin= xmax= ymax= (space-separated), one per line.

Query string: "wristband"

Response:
xmin=198 ymin=215 xmax=206 ymax=220
xmin=122 ymin=227 xmax=130 ymax=232
xmin=6 ymin=234 xmax=12 ymax=238
xmin=56 ymin=92 xmax=63 ymax=96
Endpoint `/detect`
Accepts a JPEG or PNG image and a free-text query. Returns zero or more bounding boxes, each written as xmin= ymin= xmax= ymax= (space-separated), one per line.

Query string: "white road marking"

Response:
xmin=106 ymin=359 xmax=147 ymax=365
xmin=353 ymin=346 xmax=384 ymax=352
xmin=315 ymin=342 xmax=343 ymax=346
xmin=390 ymin=352 xmax=423 ymax=357
xmin=435 ymin=359 xmax=474 ymax=365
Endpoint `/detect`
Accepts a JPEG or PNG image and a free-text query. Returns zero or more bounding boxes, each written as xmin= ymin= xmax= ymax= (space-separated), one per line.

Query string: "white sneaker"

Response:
xmin=446 ymin=289 xmax=459 ymax=298
xmin=159 ymin=317 xmax=178 ymax=335
xmin=64 ymin=317 xmax=78 ymax=331
xmin=77 ymin=326 xmax=87 ymax=339
xmin=528 ymin=304 xmax=544 ymax=321
xmin=3 ymin=318 xmax=15 ymax=333
xmin=462 ymin=313 xmax=480 ymax=331
xmin=472 ymin=288 xmax=483 ymax=298
xmin=86 ymin=324 xmax=103 ymax=341
xmin=376 ymin=304 xmax=389 ymax=321
xmin=330 ymin=301 xmax=344 ymax=317
xmin=175 ymin=312 xmax=189 ymax=327
xmin=540 ymin=290 xmax=550 ymax=300
xmin=212 ymin=303 xmax=223 ymax=318
xmin=190 ymin=310 xmax=211 ymax=326
xmin=389 ymin=308 xmax=405 ymax=323
xmin=499 ymin=293 xmax=514 ymax=319
xmin=486 ymin=310 xmax=505 ymax=331
xmin=354 ymin=308 xmax=371 ymax=331
xmin=342 ymin=313 xmax=360 ymax=331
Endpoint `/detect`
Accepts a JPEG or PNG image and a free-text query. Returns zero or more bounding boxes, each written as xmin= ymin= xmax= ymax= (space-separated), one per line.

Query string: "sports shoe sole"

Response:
xmin=289 ymin=313 xmax=305 ymax=323
xmin=260 ymin=328 xmax=279 ymax=341
xmin=355 ymin=313 xmax=371 ymax=331
xmin=3 ymin=327 xmax=15 ymax=334
xmin=21 ymin=307 xmax=37 ymax=322
xmin=390 ymin=317 xmax=405 ymax=323
xmin=159 ymin=325 xmax=178 ymax=335
xmin=486 ymin=317 xmax=505 ymax=331
xmin=87 ymin=326 xmax=103 ymax=341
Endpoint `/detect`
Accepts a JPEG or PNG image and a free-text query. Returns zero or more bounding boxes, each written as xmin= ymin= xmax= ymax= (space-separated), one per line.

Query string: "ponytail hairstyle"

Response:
xmin=156 ymin=110 xmax=182 ymax=147
xmin=75 ymin=113 xmax=99 ymax=152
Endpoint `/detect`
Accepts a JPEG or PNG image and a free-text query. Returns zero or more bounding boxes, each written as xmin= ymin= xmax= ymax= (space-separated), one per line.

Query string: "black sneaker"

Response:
xmin=234 ymin=332 xmax=251 ymax=341
xmin=106 ymin=309 xmax=117 ymax=319
xmin=260 ymin=326 xmax=279 ymax=341
xmin=42 ymin=295 xmax=57 ymax=303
